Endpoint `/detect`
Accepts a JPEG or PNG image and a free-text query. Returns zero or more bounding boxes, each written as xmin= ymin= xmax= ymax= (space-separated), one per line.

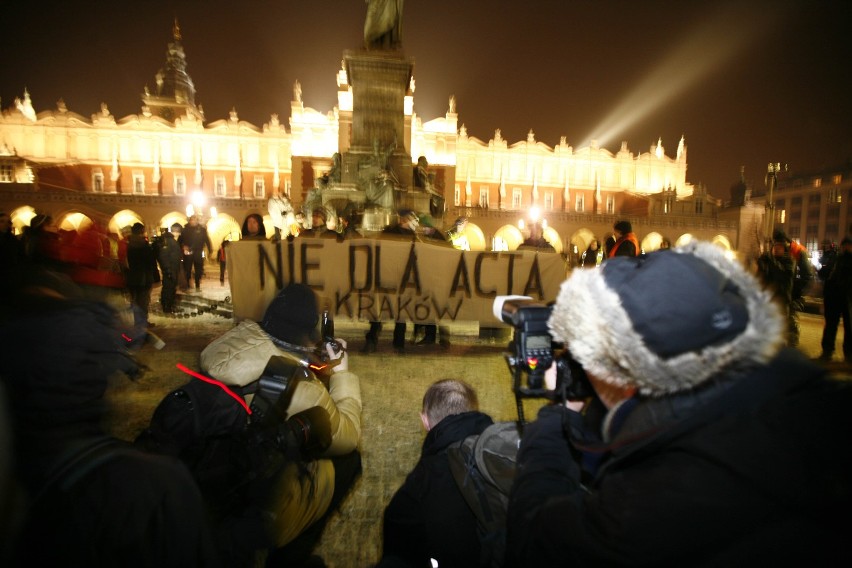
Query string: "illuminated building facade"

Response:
xmin=771 ymin=166 xmax=852 ymax=252
xmin=0 ymin=25 xmax=736 ymax=258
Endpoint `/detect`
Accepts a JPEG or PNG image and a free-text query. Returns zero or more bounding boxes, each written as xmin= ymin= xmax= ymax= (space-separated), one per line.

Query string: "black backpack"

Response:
xmin=446 ymin=421 xmax=522 ymax=568
xmin=135 ymin=368 xmax=252 ymax=513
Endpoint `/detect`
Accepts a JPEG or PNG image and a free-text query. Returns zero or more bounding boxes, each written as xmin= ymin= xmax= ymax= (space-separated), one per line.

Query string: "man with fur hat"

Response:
xmin=199 ymin=283 xmax=362 ymax=565
xmin=506 ymin=241 xmax=852 ymax=566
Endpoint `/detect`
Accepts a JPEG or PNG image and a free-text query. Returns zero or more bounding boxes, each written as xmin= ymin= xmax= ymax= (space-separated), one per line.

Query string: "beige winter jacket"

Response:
xmin=199 ymin=320 xmax=362 ymax=546
xmin=199 ymin=320 xmax=361 ymax=457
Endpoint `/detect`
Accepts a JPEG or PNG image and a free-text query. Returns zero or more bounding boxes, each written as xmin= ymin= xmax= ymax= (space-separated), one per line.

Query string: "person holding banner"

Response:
xmin=363 ymin=210 xmax=420 ymax=354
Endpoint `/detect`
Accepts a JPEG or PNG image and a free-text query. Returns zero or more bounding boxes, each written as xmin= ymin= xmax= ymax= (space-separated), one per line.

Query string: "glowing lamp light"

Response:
xmin=209 ymin=207 xmax=218 ymax=218
xmin=191 ymin=190 xmax=206 ymax=208
xmin=529 ymin=206 xmax=541 ymax=223
xmin=186 ymin=204 xmax=195 ymax=217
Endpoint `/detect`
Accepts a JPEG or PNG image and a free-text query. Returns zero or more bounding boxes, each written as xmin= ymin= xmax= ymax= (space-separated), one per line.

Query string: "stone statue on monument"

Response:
xmin=364 ymin=0 xmax=404 ymax=50
xmin=318 ymin=153 xmax=342 ymax=189
xmin=362 ymin=138 xmax=399 ymax=209
xmin=414 ymin=156 xmax=445 ymax=218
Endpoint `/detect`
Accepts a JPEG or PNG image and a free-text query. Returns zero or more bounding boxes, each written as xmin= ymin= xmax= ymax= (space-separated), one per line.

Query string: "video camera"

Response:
xmin=495 ymin=296 xmax=593 ymax=424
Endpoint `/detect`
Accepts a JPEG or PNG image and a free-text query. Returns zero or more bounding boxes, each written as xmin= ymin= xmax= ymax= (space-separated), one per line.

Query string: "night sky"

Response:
xmin=2 ymin=0 xmax=849 ymax=199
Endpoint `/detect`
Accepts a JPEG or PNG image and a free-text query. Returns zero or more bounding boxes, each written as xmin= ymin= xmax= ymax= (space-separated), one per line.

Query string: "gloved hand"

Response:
xmin=325 ymin=338 xmax=348 ymax=372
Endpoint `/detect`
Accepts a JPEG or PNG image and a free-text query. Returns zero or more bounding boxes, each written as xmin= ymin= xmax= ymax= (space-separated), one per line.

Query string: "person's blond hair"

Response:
xmin=422 ymin=379 xmax=478 ymax=428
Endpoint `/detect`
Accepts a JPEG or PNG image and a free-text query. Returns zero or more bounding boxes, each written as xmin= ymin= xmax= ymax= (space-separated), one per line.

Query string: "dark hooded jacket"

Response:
xmin=506 ymin=349 xmax=852 ymax=567
xmin=381 ymin=411 xmax=494 ymax=568
xmin=0 ymin=291 xmax=220 ymax=567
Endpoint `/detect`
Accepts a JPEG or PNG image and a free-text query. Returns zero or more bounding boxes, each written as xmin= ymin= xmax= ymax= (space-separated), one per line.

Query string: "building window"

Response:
xmin=695 ymin=199 xmax=703 ymax=214
xmin=779 ymin=209 xmax=786 ymax=224
xmin=92 ymin=171 xmax=104 ymax=192
xmin=479 ymin=187 xmax=489 ymax=208
xmin=133 ymin=173 xmax=145 ymax=194
xmin=813 ymin=178 xmax=822 ymax=188
xmin=828 ymin=187 xmax=841 ymax=204
xmin=215 ymin=176 xmax=227 ymax=197
xmin=575 ymin=193 xmax=585 ymax=213
xmin=454 ymin=184 xmax=461 ymax=206
xmin=606 ymin=195 xmax=615 ymax=214
xmin=0 ymin=163 xmax=12 ymax=182
xmin=174 ymin=175 xmax=186 ymax=196
xmin=285 ymin=180 xmax=292 ymax=198
xmin=833 ymin=174 xmax=842 ymax=185
xmin=544 ymin=192 xmax=554 ymax=210
xmin=254 ymin=177 xmax=265 ymax=198
xmin=512 ymin=188 xmax=522 ymax=209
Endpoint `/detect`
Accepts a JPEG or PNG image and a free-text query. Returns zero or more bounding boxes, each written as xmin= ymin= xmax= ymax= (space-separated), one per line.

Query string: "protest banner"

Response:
xmin=227 ymin=238 xmax=567 ymax=324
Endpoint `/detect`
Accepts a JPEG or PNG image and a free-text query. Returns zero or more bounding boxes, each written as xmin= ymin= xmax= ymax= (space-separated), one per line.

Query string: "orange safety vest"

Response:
xmin=608 ymin=233 xmax=640 ymax=258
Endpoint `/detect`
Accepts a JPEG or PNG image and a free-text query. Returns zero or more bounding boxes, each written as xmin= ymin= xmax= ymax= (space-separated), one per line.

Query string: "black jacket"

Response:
xmin=126 ymin=234 xmax=156 ymax=287
xmin=507 ymin=350 xmax=852 ymax=567
xmin=1 ymin=295 xmax=220 ymax=567
xmin=381 ymin=411 xmax=493 ymax=568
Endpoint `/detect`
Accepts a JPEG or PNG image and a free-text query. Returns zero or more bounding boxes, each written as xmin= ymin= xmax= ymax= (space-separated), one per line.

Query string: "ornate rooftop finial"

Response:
xmin=173 ymin=18 xmax=182 ymax=41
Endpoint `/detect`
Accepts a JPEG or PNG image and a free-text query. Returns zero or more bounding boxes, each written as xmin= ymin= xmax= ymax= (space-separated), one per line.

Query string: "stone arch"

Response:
xmin=675 ymin=233 xmax=695 ymax=247
xmin=641 ymin=231 xmax=666 ymax=252
xmin=493 ymin=224 xmax=524 ymax=251
xmin=56 ymin=211 xmax=95 ymax=232
xmin=158 ymin=211 xmax=189 ymax=234
xmin=208 ymin=214 xmax=241 ymax=249
xmin=569 ymin=227 xmax=597 ymax=257
xmin=711 ymin=234 xmax=732 ymax=250
xmin=541 ymin=226 xmax=564 ymax=254
xmin=9 ymin=205 xmax=37 ymax=234
xmin=460 ymin=221 xmax=487 ymax=251
xmin=110 ymin=209 xmax=144 ymax=237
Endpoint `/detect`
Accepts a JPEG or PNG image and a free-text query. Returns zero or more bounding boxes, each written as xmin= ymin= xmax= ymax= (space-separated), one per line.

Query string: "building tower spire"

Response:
xmin=141 ymin=19 xmax=204 ymax=123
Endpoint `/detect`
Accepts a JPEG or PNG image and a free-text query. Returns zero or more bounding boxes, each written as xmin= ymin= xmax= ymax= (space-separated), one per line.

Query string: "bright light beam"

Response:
xmin=584 ymin=3 xmax=790 ymax=148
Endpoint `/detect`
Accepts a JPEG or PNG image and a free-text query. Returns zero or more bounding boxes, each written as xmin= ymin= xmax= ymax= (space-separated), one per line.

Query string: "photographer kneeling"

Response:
xmin=506 ymin=242 xmax=852 ymax=566
xmin=200 ymin=283 xmax=362 ymax=566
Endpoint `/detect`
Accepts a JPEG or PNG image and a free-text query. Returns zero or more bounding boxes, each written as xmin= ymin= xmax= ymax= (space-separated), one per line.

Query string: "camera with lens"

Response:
xmin=247 ymin=355 xmax=332 ymax=465
xmin=495 ymin=296 xmax=593 ymax=423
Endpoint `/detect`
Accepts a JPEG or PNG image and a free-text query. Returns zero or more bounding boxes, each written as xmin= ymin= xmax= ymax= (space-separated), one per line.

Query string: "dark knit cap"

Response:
xmin=260 ymin=283 xmax=320 ymax=346
xmin=772 ymin=229 xmax=789 ymax=243
xmin=613 ymin=220 xmax=632 ymax=234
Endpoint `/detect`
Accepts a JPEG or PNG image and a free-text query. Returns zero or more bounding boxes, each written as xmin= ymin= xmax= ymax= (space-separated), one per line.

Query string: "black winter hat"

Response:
xmin=548 ymin=241 xmax=784 ymax=396
xmin=613 ymin=220 xmax=632 ymax=234
xmin=260 ymin=283 xmax=320 ymax=346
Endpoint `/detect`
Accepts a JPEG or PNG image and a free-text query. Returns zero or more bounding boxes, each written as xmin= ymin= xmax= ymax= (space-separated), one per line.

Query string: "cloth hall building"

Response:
xmin=0 ymin=24 xmax=738 ymax=261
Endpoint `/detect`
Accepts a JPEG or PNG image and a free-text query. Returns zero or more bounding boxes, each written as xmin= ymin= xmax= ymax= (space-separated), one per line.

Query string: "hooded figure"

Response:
xmin=0 ymin=266 xmax=218 ymax=567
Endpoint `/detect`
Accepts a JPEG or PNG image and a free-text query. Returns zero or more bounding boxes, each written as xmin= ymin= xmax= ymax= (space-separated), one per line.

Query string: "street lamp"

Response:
xmin=765 ymin=162 xmax=786 ymax=246
xmin=187 ymin=190 xmax=208 ymax=220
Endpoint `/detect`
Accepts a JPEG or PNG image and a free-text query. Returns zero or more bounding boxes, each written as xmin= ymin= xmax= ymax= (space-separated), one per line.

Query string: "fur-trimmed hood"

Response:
xmin=548 ymin=241 xmax=784 ymax=396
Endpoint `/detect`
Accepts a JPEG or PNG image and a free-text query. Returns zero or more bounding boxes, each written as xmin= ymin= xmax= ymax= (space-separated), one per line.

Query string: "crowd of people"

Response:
xmin=2 ymin=209 xmax=851 ymax=566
